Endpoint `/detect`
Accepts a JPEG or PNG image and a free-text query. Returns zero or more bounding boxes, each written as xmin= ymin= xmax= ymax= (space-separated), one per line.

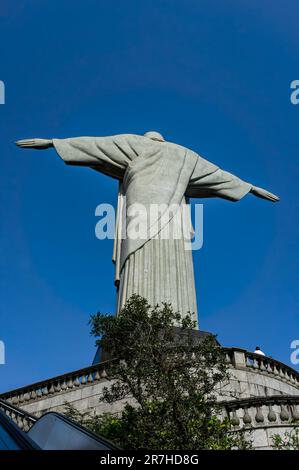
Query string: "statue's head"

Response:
xmin=144 ymin=131 xmax=165 ymax=142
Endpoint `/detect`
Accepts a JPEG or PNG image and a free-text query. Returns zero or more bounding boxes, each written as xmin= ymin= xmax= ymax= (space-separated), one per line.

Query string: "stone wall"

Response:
xmin=1 ymin=348 xmax=299 ymax=449
xmin=21 ymin=380 xmax=114 ymax=418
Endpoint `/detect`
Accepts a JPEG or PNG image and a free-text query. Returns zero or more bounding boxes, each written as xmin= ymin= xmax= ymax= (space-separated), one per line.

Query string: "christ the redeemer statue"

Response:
xmin=16 ymin=132 xmax=279 ymax=327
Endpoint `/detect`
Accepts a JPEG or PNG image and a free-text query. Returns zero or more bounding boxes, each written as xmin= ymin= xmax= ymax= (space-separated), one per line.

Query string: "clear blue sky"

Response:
xmin=1 ymin=1 xmax=298 ymax=392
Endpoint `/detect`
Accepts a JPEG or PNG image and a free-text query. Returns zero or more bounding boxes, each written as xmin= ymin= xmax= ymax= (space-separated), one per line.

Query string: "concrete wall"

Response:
xmin=243 ymin=425 xmax=295 ymax=450
xmin=20 ymin=379 xmax=119 ymax=418
xmin=219 ymin=367 xmax=299 ymax=400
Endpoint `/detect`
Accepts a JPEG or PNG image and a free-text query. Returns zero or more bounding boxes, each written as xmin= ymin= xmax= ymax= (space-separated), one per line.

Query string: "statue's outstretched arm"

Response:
xmin=187 ymin=153 xmax=280 ymax=203
xmin=15 ymin=135 xmax=141 ymax=180
xmin=16 ymin=138 xmax=53 ymax=149
xmin=250 ymin=185 xmax=279 ymax=202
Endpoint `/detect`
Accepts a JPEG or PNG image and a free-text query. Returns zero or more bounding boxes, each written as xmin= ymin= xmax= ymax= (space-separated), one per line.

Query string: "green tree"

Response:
xmin=65 ymin=295 xmax=251 ymax=450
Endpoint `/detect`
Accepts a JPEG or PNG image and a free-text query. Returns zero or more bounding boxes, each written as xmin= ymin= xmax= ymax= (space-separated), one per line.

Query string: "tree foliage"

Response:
xmin=65 ymin=295 xmax=251 ymax=450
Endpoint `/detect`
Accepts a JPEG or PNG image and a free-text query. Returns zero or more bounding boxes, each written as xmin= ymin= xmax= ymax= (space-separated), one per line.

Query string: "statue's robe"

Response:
xmin=53 ymin=134 xmax=251 ymax=326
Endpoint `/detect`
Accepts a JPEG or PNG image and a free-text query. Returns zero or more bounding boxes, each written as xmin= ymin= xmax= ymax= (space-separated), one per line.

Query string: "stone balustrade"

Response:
xmin=0 ymin=349 xmax=298 ymax=411
xmin=222 ymin=395 xmax=299 ymax=428
xmin=0 ymin=399 xmax=37 ymax=431
xmin=223 ymin=348 xmax=299 ymax=388
xmin=0 ymin=360 xmax=113 ymax=407
xmin=0 ymin=348 xmax=299 ymax=450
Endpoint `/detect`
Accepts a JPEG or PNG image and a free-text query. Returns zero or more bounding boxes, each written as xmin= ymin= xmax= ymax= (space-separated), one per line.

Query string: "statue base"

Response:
xmin=92 ymin=328 xmax=219 ymax=365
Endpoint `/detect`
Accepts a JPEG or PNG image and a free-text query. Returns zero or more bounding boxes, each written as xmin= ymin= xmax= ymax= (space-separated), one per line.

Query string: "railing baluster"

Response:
xmin=259 ymin=359 xmax=266 ymax=371
xmin=61 ymin=380 xmax=67 ymax=391
xmin=55 ymin=381 xmax=61 ymax=393
xmin=255 ymin=406 xmax=264 ymax=423
xmin=230 ymin=409 xmax=240 ymax=426
xmin=74 ymin=377 xmax=80 ymax=387
xmin=12 ymin=396 xmax=18 ymax=405
xmin=67 ymin=377 xmax=74 ymax=389
xmin=280 ymin=405 xmax=290 ymax=421
xmin=94 ymin=370 xmax=101 ymax=381
xmin=267 ymin=405 xmax=277 ymax=422
xmin=243 ymin=407 xmax=252 ymax=424
xmin=292 ymin=405 xmax=299 ymax=421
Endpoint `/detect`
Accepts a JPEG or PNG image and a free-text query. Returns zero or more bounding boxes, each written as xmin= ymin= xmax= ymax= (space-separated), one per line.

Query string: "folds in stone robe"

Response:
xmin=53 ymin=134 xmax=251 ymax=326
